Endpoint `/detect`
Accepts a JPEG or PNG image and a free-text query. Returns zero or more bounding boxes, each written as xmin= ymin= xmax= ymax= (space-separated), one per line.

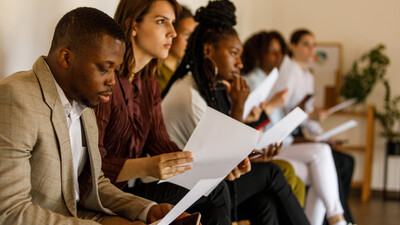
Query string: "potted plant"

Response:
xmin=375 ymin=78 xmax=400 ymax=199
xmin=375 ymin=79 xmax=400 ymax=153
xmin=340 ymin=44 xmax=390 ymax=104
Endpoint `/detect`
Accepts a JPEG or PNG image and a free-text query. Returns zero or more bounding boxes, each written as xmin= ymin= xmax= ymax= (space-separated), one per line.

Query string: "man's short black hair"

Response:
xmin=49 ymin=7 xmax=125 ymax=54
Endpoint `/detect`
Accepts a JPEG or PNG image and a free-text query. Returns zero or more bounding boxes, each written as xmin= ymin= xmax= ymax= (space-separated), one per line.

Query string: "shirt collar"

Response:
xmin=51 ymin=74 xmax=87 ymax=119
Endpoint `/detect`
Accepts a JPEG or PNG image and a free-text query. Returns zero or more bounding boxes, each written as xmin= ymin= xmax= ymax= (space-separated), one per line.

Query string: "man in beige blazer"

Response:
xmin=0 ymin=7 xmax=180 ymax=225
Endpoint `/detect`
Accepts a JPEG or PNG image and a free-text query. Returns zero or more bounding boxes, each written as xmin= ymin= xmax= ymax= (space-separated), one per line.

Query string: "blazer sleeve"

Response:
xmin=0 ymin=83 xmax=100 ymax=225
xmin=96 ymin=171 xmax=155 ymax=221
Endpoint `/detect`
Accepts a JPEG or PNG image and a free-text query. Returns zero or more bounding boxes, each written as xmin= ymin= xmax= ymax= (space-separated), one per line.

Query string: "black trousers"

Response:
xmin=126 ymin=180 xmax=232 ymax=225
xmin=332 ymin=150 xmax=355 ymax=223
xmin=233 ymin=162 xmax=310 ymax=225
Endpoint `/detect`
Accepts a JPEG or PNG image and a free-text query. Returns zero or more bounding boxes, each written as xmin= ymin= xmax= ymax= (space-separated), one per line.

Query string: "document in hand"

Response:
xmin=312 ymin=120 xmax=358 ymax=142
xmin=160 ymin=106 xmax=261 ymax=190
xmin=155 ymin=107 xmax=308 ymax=225
xmin=243 ymin=68 xmax=279 ymax=120
xmin=327 ymin=98 xmax=357 ymax=114
xmin=256 ymin=107 xmax=308 ymax=149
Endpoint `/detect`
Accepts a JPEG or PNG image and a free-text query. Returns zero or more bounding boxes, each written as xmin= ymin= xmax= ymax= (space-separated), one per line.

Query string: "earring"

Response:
xmin=205 ymin=56 xmax=218 ymax=79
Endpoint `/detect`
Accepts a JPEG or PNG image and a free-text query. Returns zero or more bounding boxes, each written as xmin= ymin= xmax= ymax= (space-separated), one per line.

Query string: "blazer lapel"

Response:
xmin=33 ymin=57 xmax=77 ymax=216
xmin=80 ymin=110 xmax=113 ymax=214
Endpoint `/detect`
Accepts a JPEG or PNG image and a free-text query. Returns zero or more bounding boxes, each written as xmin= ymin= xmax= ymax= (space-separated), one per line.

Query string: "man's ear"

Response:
xmin=204 ymin=43 xmax=213 ymax=58
xmin=58 ymin=47 xmax=72 ymax=69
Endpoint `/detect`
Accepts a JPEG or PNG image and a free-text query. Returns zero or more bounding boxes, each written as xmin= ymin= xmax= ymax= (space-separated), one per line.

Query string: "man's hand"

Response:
xmin=147 ymin=203 xmax=191 ymax=224
xmin=225 ymin=157 xmax=251 ymax=181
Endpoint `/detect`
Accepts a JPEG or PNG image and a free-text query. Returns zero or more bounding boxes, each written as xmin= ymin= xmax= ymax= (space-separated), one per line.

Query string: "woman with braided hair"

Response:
xmin=162 ymin=1 xmax=310 ymax=224
xmin=95 ymin=0 xmax=238 ymax=224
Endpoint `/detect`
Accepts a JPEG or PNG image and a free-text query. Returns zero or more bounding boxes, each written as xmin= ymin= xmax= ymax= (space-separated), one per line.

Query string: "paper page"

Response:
xmin=328 ymin=98 xmax=357 ymax=114
xmin=313 ymin=120 xmax=358 ymax=141
xmin=160 ymin=107 xmax=261 ymax=190
xmin=153 ymin=178 xmax=223 ymax=225
xmin=256 ymin=107 xmax=308 ymax=149
xmin=243 ymin=68 xmax=279 ymax=119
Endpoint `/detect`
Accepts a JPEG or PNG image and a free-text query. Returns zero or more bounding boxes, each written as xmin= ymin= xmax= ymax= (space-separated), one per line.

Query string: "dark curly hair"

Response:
xmin=49 ymin=7 xmax=125 ymax=54
xmin=242 ymin=30 xmax=287 ymax=74
xmin=162 ymin=0 xmax=238 ymax=109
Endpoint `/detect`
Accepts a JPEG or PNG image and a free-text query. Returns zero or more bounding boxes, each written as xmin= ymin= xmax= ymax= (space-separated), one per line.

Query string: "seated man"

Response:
xmin=0 ymin=7 xmax=179 ymax=225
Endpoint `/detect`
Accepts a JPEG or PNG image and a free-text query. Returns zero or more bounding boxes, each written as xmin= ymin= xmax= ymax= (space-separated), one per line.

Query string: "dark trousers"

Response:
xmin=233 ymin=162 xmax=310 ymax=225
xmin=332 ymin=150 xmax=355 ymax=223
xmin=126 ymin=180 xmax=232 ymax=225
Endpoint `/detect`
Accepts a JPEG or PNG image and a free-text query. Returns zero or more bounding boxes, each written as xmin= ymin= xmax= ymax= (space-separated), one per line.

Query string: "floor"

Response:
xmin=234 ymin=191 xmax=400 ymax=225
xmin=348 ymin=191 xmax=400 ymax=225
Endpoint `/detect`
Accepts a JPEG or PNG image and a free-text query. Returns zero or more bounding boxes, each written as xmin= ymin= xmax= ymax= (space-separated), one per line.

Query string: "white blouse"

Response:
xmin=269 ymin=56 xmax=315 ymax=114
xmin=161 ymin=74 xmax=207 ymax=149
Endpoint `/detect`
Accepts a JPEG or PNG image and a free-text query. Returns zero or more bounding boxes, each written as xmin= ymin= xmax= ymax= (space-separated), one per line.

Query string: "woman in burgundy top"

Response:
xmin=94 ymin=1 xmax=241 ymax=224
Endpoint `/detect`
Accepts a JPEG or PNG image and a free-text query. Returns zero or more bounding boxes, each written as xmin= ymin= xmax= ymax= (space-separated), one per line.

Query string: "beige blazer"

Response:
xmin=0 ymin=57 xmax=154 ymax=225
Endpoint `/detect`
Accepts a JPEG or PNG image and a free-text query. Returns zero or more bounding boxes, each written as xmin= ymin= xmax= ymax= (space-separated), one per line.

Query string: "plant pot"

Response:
xmin=387 ymin=141 xmax=400 ymax=156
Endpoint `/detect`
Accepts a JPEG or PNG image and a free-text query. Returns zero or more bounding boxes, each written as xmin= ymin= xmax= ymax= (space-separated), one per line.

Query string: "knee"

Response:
xmin=209 ymin=181 xmax=232 ymax=209
xmin=313 ymin=143 xmax=334 ymax=161
xmin=272 ymin=160 xmax=296 ymax=182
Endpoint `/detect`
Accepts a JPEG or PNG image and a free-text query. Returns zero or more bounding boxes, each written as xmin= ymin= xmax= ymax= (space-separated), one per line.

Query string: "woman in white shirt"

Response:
xmin=161 ymin=1 xmax=310 ymax=224
xmin=242 ymin=30 xmax=349 ymax=225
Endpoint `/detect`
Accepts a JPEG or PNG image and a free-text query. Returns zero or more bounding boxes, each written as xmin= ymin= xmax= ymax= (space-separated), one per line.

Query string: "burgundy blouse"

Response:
xmin=95 ymin=72 xmax=180 ymax=186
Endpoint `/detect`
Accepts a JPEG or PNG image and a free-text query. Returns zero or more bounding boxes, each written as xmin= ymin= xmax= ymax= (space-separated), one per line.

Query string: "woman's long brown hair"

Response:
xmin=114 ymin=0 xmax=181 ymax=79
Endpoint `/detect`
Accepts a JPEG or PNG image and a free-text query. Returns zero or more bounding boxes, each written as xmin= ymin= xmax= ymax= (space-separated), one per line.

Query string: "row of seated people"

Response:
xmin=0 ymin=0 xmax=354 ymax=225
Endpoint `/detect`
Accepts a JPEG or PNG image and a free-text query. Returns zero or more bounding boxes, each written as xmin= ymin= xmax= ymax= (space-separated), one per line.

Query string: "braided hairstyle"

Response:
xmin=162 ymin=0 xmax=238 ymax=109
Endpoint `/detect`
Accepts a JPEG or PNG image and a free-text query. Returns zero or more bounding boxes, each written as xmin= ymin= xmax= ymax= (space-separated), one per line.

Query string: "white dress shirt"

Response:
xmin=53 ymin=77 xmax=88 ymax=202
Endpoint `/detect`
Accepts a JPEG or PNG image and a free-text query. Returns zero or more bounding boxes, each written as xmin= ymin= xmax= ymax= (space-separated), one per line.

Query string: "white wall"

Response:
xmin=0 ymin=0 xmax=119 ymax=77
xmin=0 ymin=0 xmax=399 ymax=191
xmin=179 ymin=0 xmax=400 ymax=192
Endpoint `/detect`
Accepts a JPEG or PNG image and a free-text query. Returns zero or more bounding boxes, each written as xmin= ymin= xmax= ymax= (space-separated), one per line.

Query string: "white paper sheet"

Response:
xmin=156 ymin=107 xmax=308 ymax=224
xmin=154 ymin=178 xmax=223 ymax=225
xmin=328 ymin=98 xmax=357 ymax=114
xmin=160 ymin=107 xmax=261 ymax=190
xmin=243 ymin=68 xmax=279 ymax=120
xmin=256 ymin=107 xmax=308 ymax=149
xmin=313 ymin=120 xmax=358 ymax=141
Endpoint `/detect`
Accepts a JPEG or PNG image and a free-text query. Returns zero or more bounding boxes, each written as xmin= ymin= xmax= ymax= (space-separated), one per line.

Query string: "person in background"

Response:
xmin=241 ymin=30 xmax=306 ymax=207
xmin=0 ymin=7 xmax=186 ymax=225
xmin=95 ymin=1 xmax=237 ymax=224
xmin=162 ymin=1 xmax=310 ymax=224
xmin=157 ymin=5 xmax=197 ymax=91
xmin=267 ymin=29 xmax=354 ymax=225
